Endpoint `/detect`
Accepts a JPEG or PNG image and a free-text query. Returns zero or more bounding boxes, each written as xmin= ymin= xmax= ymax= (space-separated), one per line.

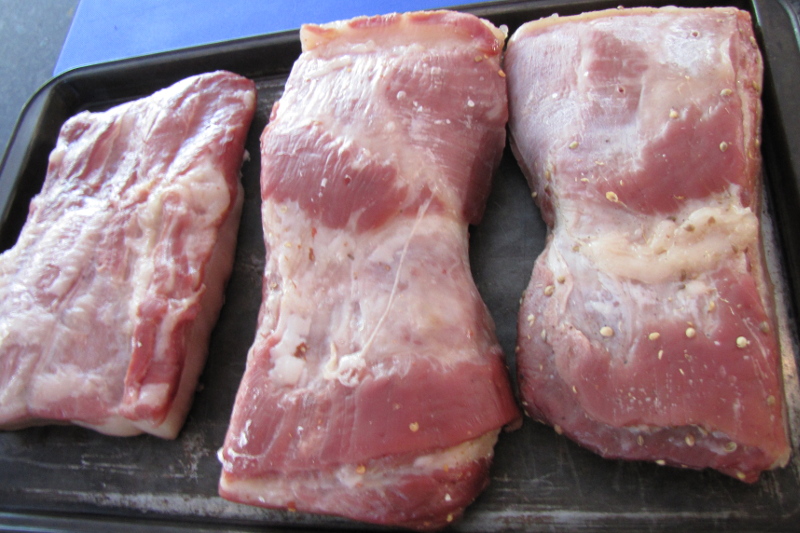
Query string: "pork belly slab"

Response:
xmin=506 ymin=7 xmax=791 ymax=482
xmin=0 ymin=71 xmax=256 ymax=438
xmin=218 ymin=11 xmax=519 ymax=530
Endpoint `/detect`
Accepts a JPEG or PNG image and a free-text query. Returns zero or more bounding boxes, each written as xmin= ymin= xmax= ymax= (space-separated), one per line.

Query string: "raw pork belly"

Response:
xmin=0 ymin=71 xmax=256 ymax=438
xmin=506 ymin=7 xmax=791 ymax=482
xmin=219 ymin=11 xmax=519 ymax=530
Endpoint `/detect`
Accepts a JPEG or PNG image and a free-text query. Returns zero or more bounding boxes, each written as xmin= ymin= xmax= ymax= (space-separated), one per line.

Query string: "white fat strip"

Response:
xmin=324 ymin=195 xmax=433 ymax=386
xmin=268 ymin=315 xmax=312 ymax=387
xmin=584 ymin=204 xmax=757 ymax=284
xmin=305 ymin=55 xmax=354 ymax=79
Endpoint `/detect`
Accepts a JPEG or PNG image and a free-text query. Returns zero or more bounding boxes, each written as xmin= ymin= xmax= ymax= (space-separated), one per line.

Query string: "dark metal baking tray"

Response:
xmin=1 ymin=0 xmax=799 ymax=531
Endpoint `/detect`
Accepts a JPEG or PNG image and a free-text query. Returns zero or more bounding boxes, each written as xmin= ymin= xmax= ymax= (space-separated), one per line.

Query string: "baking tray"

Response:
xmin=1 ymin=0 xmax=800 ymax=531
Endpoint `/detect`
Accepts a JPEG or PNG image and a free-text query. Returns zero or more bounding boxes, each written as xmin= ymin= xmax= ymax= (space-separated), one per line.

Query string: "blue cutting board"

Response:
xmin=54 ymin=0 xmax=464 ymax=74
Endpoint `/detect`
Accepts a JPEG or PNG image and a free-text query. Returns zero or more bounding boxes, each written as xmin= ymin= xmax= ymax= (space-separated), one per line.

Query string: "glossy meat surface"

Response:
xmin=219 ymin=11 xmax=519 ymax=530
xmin=0 ymin=71 xmax=256 ymax=438
xmin=506 ymin=7 xmax=791 ymax=482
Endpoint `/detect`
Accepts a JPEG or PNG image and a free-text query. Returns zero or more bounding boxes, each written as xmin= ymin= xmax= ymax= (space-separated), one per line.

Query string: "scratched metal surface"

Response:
xmin=1 ymin=0 xmax=800 ymax=531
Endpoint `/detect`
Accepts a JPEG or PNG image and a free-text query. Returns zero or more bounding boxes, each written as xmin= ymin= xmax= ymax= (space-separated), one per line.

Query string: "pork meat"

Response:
xmin=0 ymin=71 xmax=257 ymax=439
xmin=218 ymin=11 xmax=519 ymax=530
xmin=506 ymin=7 xmax=791 ymax=482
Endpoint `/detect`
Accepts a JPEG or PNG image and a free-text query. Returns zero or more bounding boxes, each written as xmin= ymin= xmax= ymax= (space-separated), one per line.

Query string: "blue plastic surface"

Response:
xmin=54 ymin=0 xmax=460 ymax=74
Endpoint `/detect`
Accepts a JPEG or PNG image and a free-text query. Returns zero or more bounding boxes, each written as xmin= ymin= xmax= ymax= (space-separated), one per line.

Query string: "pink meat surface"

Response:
xmin=0 ymin=71 xmax=256 ymax=438
xmin=218 ymin=11 xmax=519 ymax=530
xmin=506 ymin=7 xmax=791 ymax=482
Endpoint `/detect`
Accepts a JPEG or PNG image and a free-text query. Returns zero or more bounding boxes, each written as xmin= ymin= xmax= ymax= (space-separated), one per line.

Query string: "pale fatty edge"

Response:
xmin=761 ymin=168 xmax=800 ymax=460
